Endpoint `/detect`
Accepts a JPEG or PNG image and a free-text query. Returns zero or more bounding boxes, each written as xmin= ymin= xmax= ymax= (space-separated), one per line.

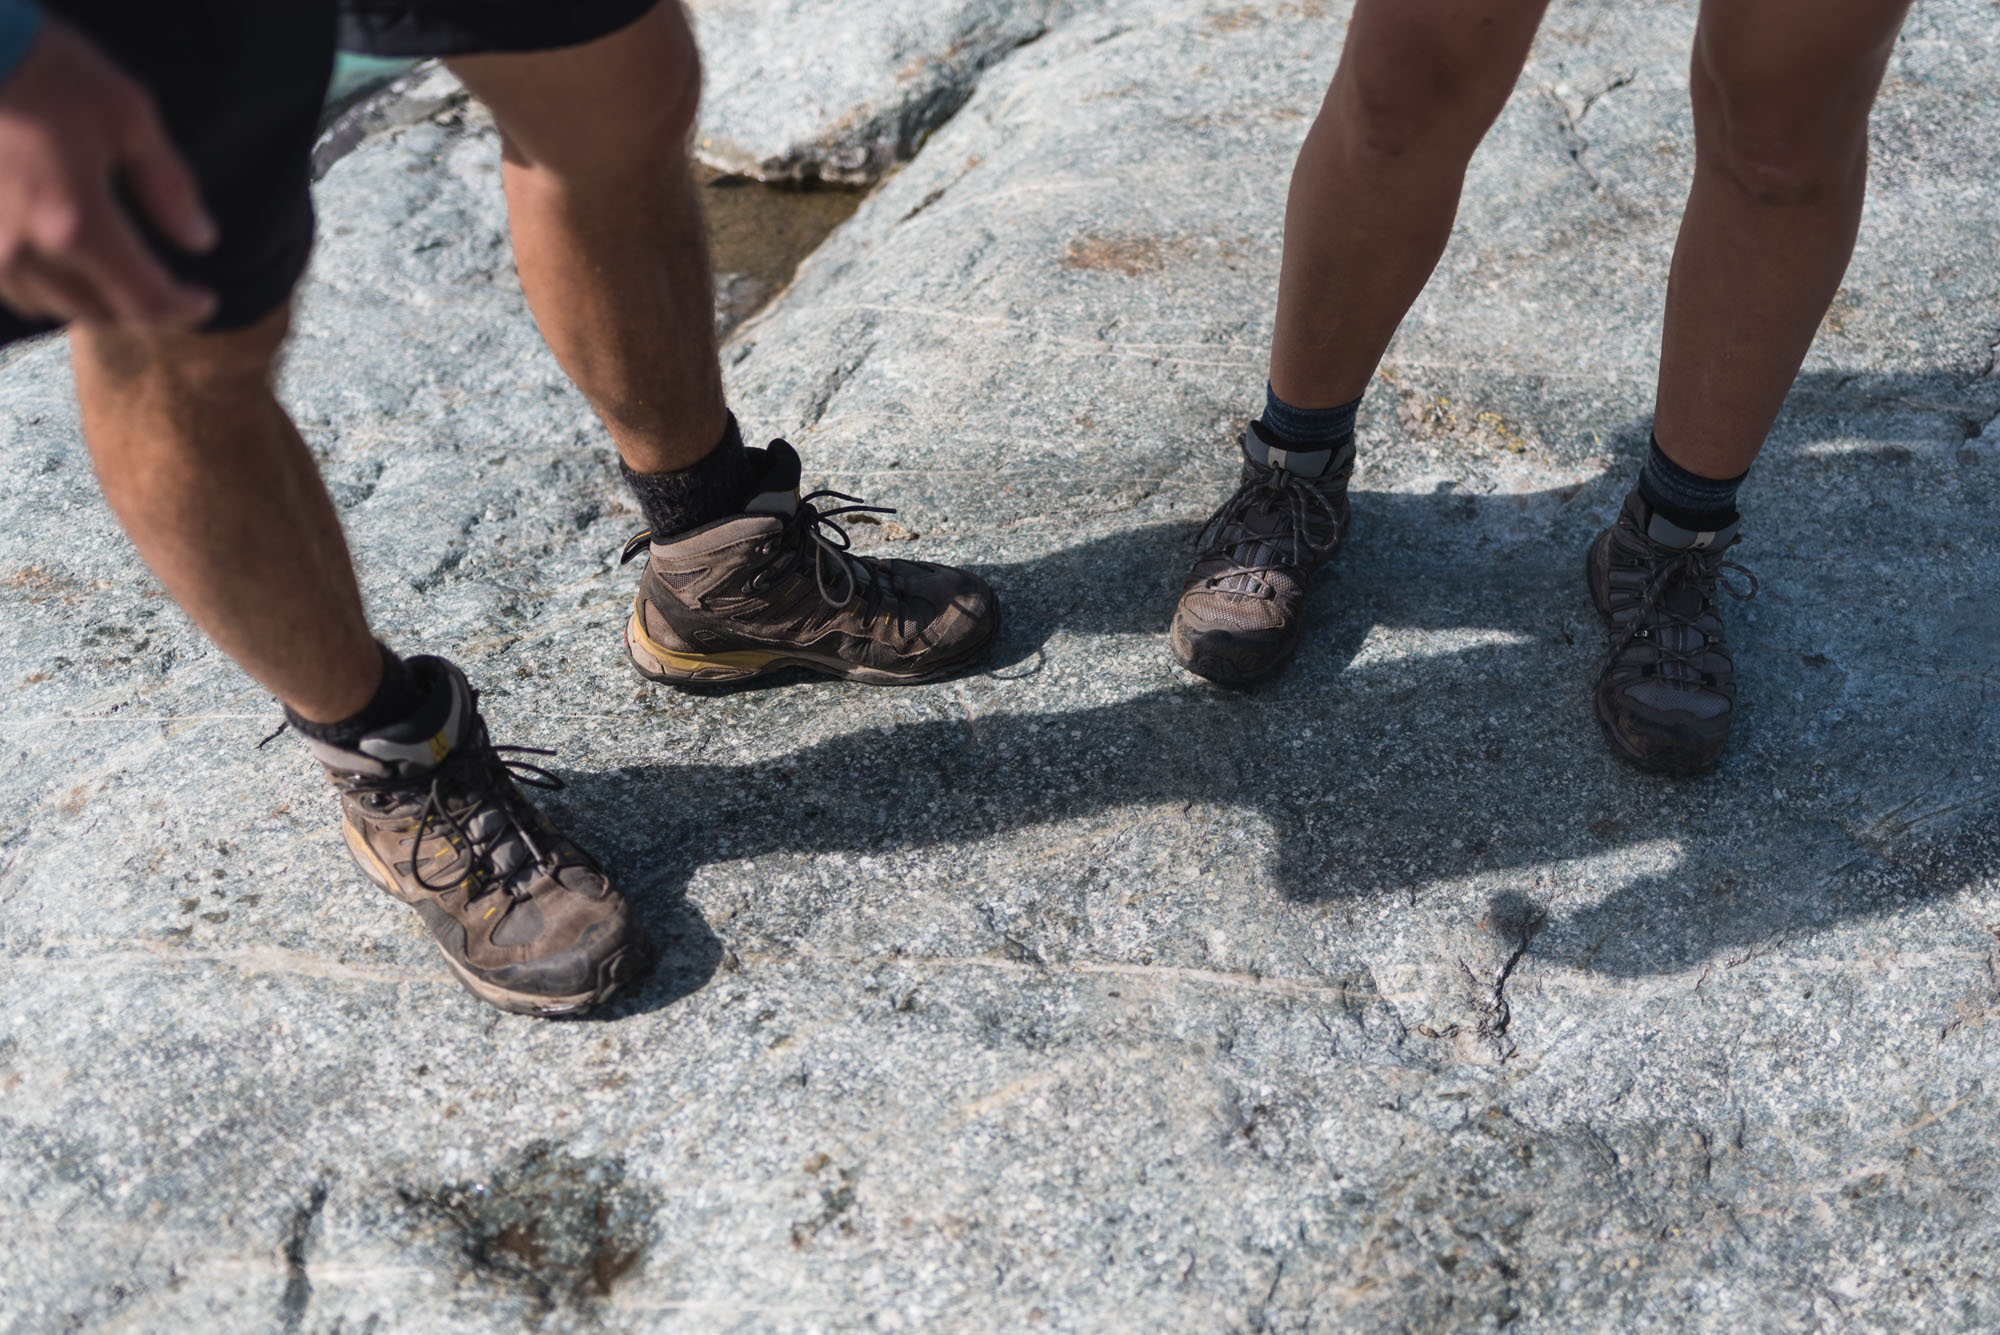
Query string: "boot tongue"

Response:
xmin=1651 ymin=583 xmax=1710 ymax=683
xmin=744 ymin=439 xmax=803 ymax=518
xmin=1208 ymin=434 xmax=1301 ymax=595
xmin=1212 ymin=508 xmax=1293 ymax=595
xmin=1242 ymin=420 xmax=1343 ymax=480
xmin=355 ymin=658 xmax=469 ymax=774
xmin=1644 ymin=506 xmax=1741 ymax=551
xmin=1660 ymin=583 xmax=1704 ymax=619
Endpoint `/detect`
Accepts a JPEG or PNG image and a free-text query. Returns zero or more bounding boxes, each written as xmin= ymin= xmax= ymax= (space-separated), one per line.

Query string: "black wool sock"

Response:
xmin=286 ymin=643 xmax=428 ymax=748
xmin=1636 ymin=434 xmax=1747 ymax=531
xmin=620 ymin=414 xmax=758 ymax=540
xmin=1257 ymin=381 xmax=1361 ymax=449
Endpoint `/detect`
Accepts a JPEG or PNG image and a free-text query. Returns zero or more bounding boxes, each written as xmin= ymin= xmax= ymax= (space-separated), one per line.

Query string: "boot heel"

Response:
xmin=624 ymin=605 xmax=780 ymax=685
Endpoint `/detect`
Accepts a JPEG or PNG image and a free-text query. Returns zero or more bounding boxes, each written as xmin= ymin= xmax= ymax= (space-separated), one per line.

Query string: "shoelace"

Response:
xmin=1191 ymin=464 xmax=1346 ymax=598
xmin=352 ymin=725 xmax=566 ymax=898
xmin=620 ymin=491 xmax=905 ymax=621
xmin=1599 ymin=545 xmax=1759 ymax=692
xmin=788 ymin=489 xmax=900 ymax=613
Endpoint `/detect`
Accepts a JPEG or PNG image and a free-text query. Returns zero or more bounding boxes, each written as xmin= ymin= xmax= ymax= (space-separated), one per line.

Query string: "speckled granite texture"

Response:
xmin=4 ymin=2 xmax=1999 ymax=1331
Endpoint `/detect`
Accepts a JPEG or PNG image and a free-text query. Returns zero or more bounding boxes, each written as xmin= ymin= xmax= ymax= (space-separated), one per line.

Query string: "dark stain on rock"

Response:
xmin=278 ymin=1177 xmax=330 ymax=1332
xmin=790 ymin=1166 xmax=860 ymax=1248
xmin=399 ymin=1141 xmax=650 ymax=1316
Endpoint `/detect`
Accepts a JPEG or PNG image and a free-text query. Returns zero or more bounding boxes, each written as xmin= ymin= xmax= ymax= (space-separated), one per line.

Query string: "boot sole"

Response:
xmin=437 ymin=938 xmax=650 ymax=1018
xmin=342 ymin=820 xmax=650 ymax=1017
xmin=1584 ymin=530 xmax=1726 ymax=778
xmin=1590 ymin=690 xmax=1726 ymax=777
xmin=624 ymin=599 xmax=1000 ymax=688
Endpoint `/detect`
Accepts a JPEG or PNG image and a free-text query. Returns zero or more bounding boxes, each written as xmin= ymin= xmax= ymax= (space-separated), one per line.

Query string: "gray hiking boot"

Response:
xmin=1586 ymin=489 xmax=1759 ymax=775
xmin=1170 ymin=421 xmax=1355 ymax=686
xmin=303 ymin=656 xmax=648 ymax=1016
xmin=621 ymin=439 xmax=999 ymax=687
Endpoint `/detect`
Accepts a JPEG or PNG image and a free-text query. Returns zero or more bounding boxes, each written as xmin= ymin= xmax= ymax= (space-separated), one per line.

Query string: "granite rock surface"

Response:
xmin=5 ymin=1 xmax=2000 ymax=1332
xmin=688 ymin=0 xmax=1084 ymax=183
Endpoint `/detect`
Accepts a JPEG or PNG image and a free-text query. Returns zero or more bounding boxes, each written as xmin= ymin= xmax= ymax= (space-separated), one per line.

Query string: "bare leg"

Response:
xmin=1268 ymin=0 xmax=1549 ymax=409
xmin=1173 ymin=0 xmax=1548 ymax=689
xmin=446 ymin=4 xmax=726 ymax=475
xmin=1651 ymin=0 xmax=1912 ymax=478
xmin=70 ymin=306 xmax=382 ymax=722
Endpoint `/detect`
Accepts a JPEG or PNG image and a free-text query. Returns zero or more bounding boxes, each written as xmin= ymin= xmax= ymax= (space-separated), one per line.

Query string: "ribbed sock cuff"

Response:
xmin=620 ymin=414 xmax=756 ymax=539
xmin=1258 ymin=382 xmax=1360 ymax=448
xmin=285 ymin=642 xmax=426 ymax=747
xmin=1637 ymin=434 xmax=1747 ymax=530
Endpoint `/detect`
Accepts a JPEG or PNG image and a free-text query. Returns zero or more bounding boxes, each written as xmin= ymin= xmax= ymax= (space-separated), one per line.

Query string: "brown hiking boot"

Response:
xmin=620 ymin=439 xmax=999 ymax=686
xmin=1586 ymin=489 xmax=1759 ymax=775
xmin=1170 ymin=422 xmax=1355 ymax=686
xmin=302 ymin=656 xmax=648 ymax=1016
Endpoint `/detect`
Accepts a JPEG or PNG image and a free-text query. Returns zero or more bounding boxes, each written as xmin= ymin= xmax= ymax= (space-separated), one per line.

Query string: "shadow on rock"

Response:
xmin=586 ymin=894 xmax=724 ymax=1023
xmin=561 ymin=370 xmax=2000 ymax=991
xmin=972 ymin=478 xmax=1599 ymax=663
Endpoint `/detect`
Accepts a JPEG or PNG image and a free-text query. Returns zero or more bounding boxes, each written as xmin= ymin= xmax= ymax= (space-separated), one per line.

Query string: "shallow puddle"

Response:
xmin=324 ymin=58 xmax=865 ymax=335
xmin=328 ymin=54 xmax=416 ymax=111
xmin=699 ymin=165 xmax=865 ymax=334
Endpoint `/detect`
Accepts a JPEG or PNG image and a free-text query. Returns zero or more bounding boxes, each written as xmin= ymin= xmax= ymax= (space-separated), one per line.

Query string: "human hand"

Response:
xmin=0 ymin=17 xmax=217 ymax=327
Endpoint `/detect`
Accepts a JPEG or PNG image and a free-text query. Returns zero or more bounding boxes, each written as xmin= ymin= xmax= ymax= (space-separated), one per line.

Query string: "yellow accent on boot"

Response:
xmin=626 ymin=602 xmax=788 ymax=674
xmin=342 ymin=819 xmax=407 ymax=900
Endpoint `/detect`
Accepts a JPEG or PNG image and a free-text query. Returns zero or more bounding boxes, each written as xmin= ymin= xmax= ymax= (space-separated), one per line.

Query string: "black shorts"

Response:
xmin=0 ymin=0 xmax=656 ymax=347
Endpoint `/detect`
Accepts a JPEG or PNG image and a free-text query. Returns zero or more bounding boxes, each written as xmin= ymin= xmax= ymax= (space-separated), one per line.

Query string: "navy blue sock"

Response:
xmin=1257 ymin=382 xmax=1360 ymax=448
xmin=1636 ymin=435 xmax=1747 ymax=530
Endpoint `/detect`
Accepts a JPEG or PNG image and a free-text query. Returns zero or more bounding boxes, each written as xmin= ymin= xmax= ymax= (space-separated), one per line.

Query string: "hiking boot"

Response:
xmin=1170 ymin=421 xmax=1355 ymax=686
xmin=1586 ymin=489 xmax=1759 ymax=775
xmin=621 ymin=439 xmax=999 ymax=686
xmin=303 ymin=656 xmax=648 ymax=1016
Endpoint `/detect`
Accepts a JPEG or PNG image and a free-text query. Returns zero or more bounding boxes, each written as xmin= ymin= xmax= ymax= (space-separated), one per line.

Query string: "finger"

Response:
xmin=0 ymin=275 xmax=54 ymax=321
xmin=59 ymin=199 xmax=216 ymax=327
xmin=108 ymin=85 xmax=217 ymax=253
xmin=0 ymin=258 xmax=114 ymax=324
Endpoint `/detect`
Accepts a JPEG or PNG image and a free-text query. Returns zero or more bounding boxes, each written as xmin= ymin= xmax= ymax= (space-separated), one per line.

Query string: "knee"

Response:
xmin=75 ymin=304 xmax=289 ymax=400
xmin=1327 ymin=41 xmax=1511 ymax=165
xmin=493 ymin=11 xmax=703 ymax=181
xmin=627 ymin=22 xmax=703 ymax=157
xmin=1694 ymin=54 xmax=1875 ymax=206
xmin=1703 ymin=110 xmax=1865 ymax=206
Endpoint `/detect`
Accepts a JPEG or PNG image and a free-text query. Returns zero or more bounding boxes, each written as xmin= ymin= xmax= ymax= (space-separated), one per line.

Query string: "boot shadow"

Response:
xmin=553 ymin=371 xmax=2000 ymax=1000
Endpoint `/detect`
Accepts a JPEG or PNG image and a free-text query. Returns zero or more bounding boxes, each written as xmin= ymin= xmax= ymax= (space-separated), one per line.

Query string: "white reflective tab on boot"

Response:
xmin=1242 ymin=420 xmax=1350 ymax=480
